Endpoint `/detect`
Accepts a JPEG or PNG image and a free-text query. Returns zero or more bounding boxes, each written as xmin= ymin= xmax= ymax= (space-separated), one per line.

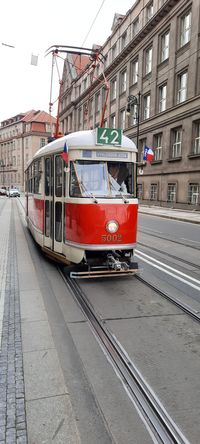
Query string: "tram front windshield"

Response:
xmin=70 ymin=160 xmax=136 ymax=198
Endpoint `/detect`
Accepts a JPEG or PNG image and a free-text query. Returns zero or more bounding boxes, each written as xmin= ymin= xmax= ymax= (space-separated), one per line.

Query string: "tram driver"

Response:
xmin=108 ymin=163 xmax=128 ymax=194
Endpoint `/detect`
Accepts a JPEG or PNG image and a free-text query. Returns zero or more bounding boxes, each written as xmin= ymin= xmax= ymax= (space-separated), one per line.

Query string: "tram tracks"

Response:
xmin=59 ymin=267 xmax=190 ymax=444
xmin=138 ymin=229 xmax=200 ymax=251
xmin=137 ymin=242 xmax=200 ymax=271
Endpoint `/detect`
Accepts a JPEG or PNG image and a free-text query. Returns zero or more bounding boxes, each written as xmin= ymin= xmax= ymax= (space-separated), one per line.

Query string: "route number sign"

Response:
xmin=96 ymin=128 xmax=122 ymax=146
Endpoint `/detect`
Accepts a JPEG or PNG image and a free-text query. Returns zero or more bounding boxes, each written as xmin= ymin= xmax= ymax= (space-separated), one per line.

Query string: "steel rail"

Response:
xmin=136 ymin=275 xmax=200 ymax=323
xmin=59 ymin=268 xmax=190 ymax=444
xmin=137 ymin=242 xmax=200 ymax=271
xmin=138 ymin=229 xmax=200 ymax=251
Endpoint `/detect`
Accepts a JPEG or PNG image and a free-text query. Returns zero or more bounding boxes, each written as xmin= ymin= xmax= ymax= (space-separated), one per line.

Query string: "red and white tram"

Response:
xmin=25 ymin=129 xmax=139 ymax=277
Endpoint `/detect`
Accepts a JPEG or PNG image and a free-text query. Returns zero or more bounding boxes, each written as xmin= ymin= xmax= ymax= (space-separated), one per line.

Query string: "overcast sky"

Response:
xmin=0 ymin=0 xmax=135 ymax=123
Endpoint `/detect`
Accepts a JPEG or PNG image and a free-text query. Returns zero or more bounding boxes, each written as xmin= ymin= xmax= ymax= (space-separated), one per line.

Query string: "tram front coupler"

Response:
xmin=106 ymin=253 xmax=129 ymax=271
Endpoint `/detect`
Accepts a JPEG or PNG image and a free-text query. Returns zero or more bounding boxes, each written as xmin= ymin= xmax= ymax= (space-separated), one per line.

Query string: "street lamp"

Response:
xmin=126 ymin=92 xmax=141 ymax=152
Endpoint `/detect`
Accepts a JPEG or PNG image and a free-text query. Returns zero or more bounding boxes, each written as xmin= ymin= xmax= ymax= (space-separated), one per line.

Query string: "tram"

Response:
xmin=25 ymin=128 xmax=139 ymax=278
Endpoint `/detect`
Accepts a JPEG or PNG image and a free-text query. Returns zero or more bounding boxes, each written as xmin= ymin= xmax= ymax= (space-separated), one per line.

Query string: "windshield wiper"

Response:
xmin=80 ymin=181 xmax=98 ymax=203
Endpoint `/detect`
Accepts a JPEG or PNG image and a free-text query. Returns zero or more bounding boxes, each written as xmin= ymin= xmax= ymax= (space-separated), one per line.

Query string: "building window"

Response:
xmin=160 ymin=31 xmax=169 ymax=62
xmin=83 ymin=78 xmax=87 ymax=90
xmin=132 ymin=18 xmax=139 ymax=37
xmin=120 ymin=70 xmax=127 ymax=94
xmin=121 ymin=31 xmax=127 ymax=50
xmin=177 ymin=71 xmax=188 ymax=104
xmin=78 ymin=107 xmax=82 ymax=128
xmin=172 ymin=128 xmax=182 ymax=158
xmin=146 ymin=2 xmax=153 ymax=21
xmin=95 ymin=93 xmax=100 ymax=112
xmin=89 ymin=99 xmax=93 ymax=117
xmin=130 ymin=104 xmax=138 ymax=126
xmin=131 ymin=59 xmax=138 ymax=84
xmin=139 ymin=139 xmax=147 ymax=162
xmin=150 ymin=183 xmax=158 ymax=200
xmin=137 ymin=183 xmax=143 ymax=199
xmin=40 ymin=138 xmax=46 ymax=148
xmin=120 ymin=109 xmax=126 ymax=130
xmin=111 ymin=44 xmax=117 ymax=61
xmin=110 ymin=114 xmax=116 ymax=128
xmin=159 ymin=84 xmax=167 ymax=112
xmin=145 ymin=47 xmax=152 ymax=75
xmin=143 ymin=94 xmax=150 ymax=119
xmin=180 ymin=10 xmax=191 ymax=47
xmin=154 ymin=134 xmax=162 ymax=160
xmin=168 ymin=183 xmax=176 ymax=202
xmin=193 ymin=122 xmax=200 ymax=154
xmin=188 ymin=184 xmax=199 ymax=205
xmin=110 ymin=78 xmax=117 ymax=100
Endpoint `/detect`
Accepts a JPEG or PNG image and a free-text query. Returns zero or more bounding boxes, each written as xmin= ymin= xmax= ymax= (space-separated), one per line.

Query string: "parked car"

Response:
xmin=8 ymin=189 xmax=20 ymax=197
xmin=0 ymin=187 xmax=7 ymax=196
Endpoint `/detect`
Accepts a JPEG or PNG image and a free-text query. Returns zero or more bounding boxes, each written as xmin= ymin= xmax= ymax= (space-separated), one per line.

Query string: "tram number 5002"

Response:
xmin=96 ymin=128 xmax=122 ymax=146
xmin=102 ymin=234 xmax=122 ymax=242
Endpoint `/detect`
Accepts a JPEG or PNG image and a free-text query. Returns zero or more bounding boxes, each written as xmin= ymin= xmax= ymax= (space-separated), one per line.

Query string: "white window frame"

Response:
xmin=121 ymin=31 xmax=127 ymax=50
xmin=167 ymin=183 xmax=176 ymax=202
xmin=131 ymin=59 xmax=138 ymax=84
xmin=154 ymin=134 xmax=162 ymax=160
xmin=188 ymin=184 xmax=199 ymax=205
xmin=147 ymin=2 xmax=153 ymax=21
xmin=110 ymin=78 xmax=117 ymax=100
xmin=120 ymin=70 xmax=127 ymax=94
xmin=150 ymin=183 xmax=158 ymax=200
xmin=193 ymin=122 xmax=200 ymax=154
xmin=180 ymin=11 xmax=191 ymax=47
xmin=159 ymin=84 xmax=167 ymax=112
xmin=177 ymin=71 xmax=188 ymax=104
xmin=143 ymin=94 xmax=150 ymax=119
xmin=132 ymin=18 xmax=139 ymax=37
xmin=120 ymin=109 xmax=126 ymax=130
xmin=161 ymin=31 xmax=169 ymax=62
xmin=145 ymin=47 xmax=152 ymax=75
xmin=172 ymin=129 xmax=182 ymax=158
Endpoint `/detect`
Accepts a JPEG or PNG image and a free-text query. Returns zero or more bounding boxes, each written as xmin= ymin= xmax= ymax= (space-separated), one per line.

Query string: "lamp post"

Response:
xmin=126 ymin=92 xmax=141 ymax=152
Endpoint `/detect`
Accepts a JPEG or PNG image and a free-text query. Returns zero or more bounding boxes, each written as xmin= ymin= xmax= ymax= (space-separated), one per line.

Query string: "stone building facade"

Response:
xmin=0 ymin=110 xmax=56 ymax=191
xmin=59 ymin=0 xmax=200 ymax=209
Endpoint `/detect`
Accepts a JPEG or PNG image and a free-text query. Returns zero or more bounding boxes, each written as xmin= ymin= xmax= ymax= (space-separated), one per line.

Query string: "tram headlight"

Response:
xmin=106 ymin=220 xmax=119 ymax=233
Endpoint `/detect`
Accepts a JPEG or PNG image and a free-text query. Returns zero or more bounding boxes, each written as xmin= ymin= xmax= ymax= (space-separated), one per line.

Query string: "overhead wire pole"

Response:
xmin=45 ymin=45 xmax=107 ymax=137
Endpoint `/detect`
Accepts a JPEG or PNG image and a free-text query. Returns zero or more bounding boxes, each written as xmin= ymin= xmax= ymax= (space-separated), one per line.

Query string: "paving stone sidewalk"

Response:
xmin=0 ymin=199 xmax=27 ymax=444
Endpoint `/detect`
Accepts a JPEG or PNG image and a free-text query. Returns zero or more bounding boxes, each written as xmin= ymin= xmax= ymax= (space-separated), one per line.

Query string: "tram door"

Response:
xmin=53 ymin=155 xmax=64 ymax=254
xmin=44 ymin=157 xmax=53 ymax=249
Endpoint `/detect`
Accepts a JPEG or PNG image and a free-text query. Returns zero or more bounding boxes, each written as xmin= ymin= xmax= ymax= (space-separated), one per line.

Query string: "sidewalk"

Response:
xmin=139 ymin=204 xmax=200 ymax=224
xmin=0 ymin=198 xmax=80 ymax=444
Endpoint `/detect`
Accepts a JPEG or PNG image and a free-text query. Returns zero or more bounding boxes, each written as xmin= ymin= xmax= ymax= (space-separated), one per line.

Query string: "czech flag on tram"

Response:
xmin=143 ymin=145 xmax=154 ymax=162
xmin=61 ymin=142 xmax=68 ymax=164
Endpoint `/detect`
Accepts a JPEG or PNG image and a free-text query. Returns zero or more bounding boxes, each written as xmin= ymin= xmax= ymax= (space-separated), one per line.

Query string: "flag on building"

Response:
xmin=143 ymin=146 xmax=154 ymax=162
xmin=61 ymin=142 xmax=68 ymax=164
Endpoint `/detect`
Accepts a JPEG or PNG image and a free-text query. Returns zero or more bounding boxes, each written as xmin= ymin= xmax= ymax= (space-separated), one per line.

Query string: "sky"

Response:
xmin=0 ymin=0 xmax=135 ymax=123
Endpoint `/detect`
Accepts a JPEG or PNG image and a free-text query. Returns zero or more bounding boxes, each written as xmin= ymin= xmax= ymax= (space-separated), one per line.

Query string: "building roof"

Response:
xmin=21 ymin=110 xmax=56 ymax=123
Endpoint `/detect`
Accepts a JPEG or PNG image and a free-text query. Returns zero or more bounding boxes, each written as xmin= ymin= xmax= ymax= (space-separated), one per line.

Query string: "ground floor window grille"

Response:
xmin=167 ymin=183 xmax=176 ymax=202
xmin=188 ymin=184 xmax=199 ymax=204
xmin=150 ymin=183 xmax=158 ymax=200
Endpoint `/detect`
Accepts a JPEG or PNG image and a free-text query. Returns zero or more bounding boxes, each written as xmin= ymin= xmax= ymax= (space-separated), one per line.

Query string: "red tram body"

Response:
xmin=25 ymin=129 xmax=139 ymax=277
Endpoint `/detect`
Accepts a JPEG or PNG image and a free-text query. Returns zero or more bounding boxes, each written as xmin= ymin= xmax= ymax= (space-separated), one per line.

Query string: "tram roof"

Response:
xmin=30 ymin=129 xmax=137 ymax=163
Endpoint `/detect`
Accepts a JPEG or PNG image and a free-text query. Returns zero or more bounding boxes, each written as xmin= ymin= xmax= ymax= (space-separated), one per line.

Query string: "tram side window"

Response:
xmin=28 ymin=165 xmax=33 ymax=193
xmin=45 ymin=158 xmax=50 ymax=196
xmin=33 ymin=160 xmax=42 ymax=194
xmin=55 ymin=156 xmax=63 ymax=197
xmin=70 ymin=162 xmax=81 ymax=197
